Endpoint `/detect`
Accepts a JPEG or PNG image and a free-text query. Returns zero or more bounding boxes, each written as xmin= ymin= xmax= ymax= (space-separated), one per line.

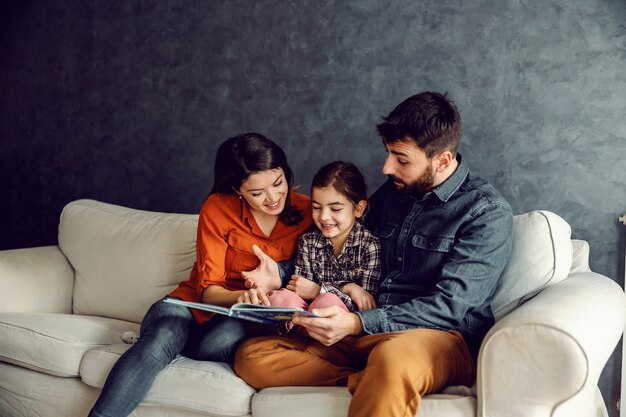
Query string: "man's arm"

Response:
xmin=357 ymin=201 xmax=514 ymax=334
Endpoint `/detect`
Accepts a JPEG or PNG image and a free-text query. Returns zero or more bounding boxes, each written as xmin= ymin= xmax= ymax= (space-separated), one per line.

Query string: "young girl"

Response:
xmin=268 ymin=161 xmax=381 ymax=315
xmin=89 ymin=133 xmax=312 ymax=417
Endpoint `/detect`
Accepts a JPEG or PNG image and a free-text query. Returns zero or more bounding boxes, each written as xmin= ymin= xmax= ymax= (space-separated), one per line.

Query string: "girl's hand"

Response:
xmin=286 ymin=275 xmax=321 ymax=300
xmin=341 ymin=283 xmax=377 ymax=311
xmin=237 ymin=287 xmax=270 ymax=305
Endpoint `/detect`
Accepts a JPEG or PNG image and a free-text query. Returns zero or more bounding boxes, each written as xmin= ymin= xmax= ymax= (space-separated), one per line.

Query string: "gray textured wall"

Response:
xmin=1 ymin=0 xmax=625 ymax=414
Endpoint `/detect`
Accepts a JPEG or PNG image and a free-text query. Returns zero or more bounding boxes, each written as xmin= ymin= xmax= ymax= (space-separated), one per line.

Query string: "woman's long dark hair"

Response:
xmin=210 ymin=132 xmax=303 ymax=226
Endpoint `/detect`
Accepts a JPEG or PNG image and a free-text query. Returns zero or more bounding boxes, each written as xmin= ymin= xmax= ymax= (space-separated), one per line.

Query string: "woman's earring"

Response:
xmin=238 ymin=194 xmax=242 ymax=200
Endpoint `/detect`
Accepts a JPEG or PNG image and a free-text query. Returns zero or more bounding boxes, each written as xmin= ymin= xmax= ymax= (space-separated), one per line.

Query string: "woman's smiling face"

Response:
xmin=239 ymin=168 xmax=288 ymax=217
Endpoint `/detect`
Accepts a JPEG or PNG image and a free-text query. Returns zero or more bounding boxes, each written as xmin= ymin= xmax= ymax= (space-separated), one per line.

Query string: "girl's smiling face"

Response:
xmin=311 ymin=185 xmax=366 ymax=251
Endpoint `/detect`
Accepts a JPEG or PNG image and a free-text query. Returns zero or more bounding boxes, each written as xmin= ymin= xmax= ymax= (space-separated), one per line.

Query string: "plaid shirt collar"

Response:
xmin=312 ymin=221 xmax=366 ymax=249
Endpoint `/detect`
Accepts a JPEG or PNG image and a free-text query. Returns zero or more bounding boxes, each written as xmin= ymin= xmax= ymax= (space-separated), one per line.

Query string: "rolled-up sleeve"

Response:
xmin=193 ymin=202 xmax=229 ymax=295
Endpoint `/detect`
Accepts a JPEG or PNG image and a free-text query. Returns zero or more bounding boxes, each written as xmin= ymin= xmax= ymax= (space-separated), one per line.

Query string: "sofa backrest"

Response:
xmin=59 ymin=199 xmax=198 ymax=323
xmin=491 ymin=210 xmax=573 ymax=320
xmin=57 ymin=200 xmax=577 ymax=324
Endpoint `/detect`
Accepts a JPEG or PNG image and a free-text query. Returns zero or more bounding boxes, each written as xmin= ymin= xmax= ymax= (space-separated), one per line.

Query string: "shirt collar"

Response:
xmin=313 ymin=221 xmax=365 ymax=249
xmin=431 ymin=153 xmax=469 ymax=203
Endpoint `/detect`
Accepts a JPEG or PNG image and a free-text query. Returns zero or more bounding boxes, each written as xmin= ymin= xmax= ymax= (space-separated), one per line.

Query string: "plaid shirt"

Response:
xmin=294 ymin=221 xmax=382 ymax=312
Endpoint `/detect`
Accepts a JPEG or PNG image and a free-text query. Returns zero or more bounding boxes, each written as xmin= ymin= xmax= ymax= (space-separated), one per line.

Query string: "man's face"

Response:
xmin=382 ymin=138 xmax=436 ymax=195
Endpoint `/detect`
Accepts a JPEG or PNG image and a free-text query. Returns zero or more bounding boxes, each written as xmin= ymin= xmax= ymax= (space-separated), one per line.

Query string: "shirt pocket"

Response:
xmin=411 ymin=235 xmax=454 ymax=252
xmin=225 ymin=233 xmax=260 ymax=277
xmin=407 ymin=234 xmax=454 ymax=288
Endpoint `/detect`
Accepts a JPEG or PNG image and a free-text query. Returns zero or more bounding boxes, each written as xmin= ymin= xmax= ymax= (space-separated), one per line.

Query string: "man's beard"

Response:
xmin=389 ymin=166 xmax=435 ymax=196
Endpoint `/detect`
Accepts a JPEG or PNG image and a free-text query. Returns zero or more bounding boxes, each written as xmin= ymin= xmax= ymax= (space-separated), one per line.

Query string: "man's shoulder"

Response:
xmin=459 ymin=173 xmax=511 ymax=209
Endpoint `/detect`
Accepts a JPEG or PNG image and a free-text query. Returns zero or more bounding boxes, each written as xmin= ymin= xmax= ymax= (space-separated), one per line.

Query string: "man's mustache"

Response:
xmin=388 ymin=175 xmax=403 ymax=184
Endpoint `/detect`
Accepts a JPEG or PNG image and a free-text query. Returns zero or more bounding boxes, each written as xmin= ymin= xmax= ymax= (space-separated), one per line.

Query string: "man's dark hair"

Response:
xmin=376 ymin=91 xmax=463 ymax=158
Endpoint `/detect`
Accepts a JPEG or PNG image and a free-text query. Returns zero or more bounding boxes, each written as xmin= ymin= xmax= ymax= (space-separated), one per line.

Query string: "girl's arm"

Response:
xmin=337 ymin=235 xmax=382 ymax=311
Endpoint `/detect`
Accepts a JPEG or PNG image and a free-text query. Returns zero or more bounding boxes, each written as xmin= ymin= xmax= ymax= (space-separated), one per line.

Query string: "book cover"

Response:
xmin=164 ymin=297 xmax=319 ymax=325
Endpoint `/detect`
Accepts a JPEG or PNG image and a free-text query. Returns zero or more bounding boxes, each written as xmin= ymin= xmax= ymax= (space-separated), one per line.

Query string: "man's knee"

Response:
xmin=233 ymin=338 xmax=273 ymax=389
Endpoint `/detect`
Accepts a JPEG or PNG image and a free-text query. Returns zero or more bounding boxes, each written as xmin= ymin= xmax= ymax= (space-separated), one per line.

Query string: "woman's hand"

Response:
xmin=286 ymin=275 xmax=321 ymax=300
xmin=236 ymin=287 xmax=271 ymax=305
xmin=241 ymin=244 xmax=282 ymax=292
xmin=341 ymin=283 xmax=376 ymax=311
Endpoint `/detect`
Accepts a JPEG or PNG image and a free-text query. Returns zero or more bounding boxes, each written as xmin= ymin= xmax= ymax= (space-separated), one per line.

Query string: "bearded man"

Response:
xmin=235 ymin=91 xmax=514 ymax=417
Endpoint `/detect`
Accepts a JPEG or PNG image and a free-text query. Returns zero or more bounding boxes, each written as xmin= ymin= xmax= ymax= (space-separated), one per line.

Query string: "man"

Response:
xmin=235 ymin=92 xmax=513 ymax=417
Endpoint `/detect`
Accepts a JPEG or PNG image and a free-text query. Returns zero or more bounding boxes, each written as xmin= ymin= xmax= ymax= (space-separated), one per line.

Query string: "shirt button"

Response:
xmin=397 ymin=256 xmax=403 ymax=262
xmin=388 ymin=279 xmax=393 ymax=283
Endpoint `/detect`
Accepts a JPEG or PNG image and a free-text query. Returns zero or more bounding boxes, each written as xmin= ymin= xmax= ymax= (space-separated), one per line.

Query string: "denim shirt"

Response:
xmin=358 ymin=155 xmax=513 ymax=358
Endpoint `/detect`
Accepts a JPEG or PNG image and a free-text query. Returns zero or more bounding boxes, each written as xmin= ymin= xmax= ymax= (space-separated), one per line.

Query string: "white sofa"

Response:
xmin=1 ymin=199 xmax=624 ymax=417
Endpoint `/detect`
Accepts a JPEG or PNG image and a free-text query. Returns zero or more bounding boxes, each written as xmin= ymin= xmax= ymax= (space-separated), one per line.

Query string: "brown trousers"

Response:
xmin=234 ymin=328 xmax=475 ymax=417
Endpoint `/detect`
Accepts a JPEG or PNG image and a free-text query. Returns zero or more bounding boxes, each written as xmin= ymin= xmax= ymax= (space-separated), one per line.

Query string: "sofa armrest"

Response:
xmin=477 ymin=272 xmax=626 ymax=417
xmin=0 ymin=246 xmax=74 ymax=313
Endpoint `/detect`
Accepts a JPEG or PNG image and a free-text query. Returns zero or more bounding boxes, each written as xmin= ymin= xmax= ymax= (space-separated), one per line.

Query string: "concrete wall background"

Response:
xmin=1 ymin=0 xmax=625 ymax=414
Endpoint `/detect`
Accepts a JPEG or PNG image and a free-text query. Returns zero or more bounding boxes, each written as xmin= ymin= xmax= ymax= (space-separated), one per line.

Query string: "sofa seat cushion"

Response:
xmin=250 ymin=387 xmax=476 ymax=417
xmin=80 ymin=344 xmax=255 ymax=416
xmin=0 ymin=313 xmax=139 ymax=377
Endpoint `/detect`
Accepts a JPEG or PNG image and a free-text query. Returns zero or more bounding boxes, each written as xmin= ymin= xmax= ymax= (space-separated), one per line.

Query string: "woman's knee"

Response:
xmin=186 ymin=316 xmax=251 ymax=362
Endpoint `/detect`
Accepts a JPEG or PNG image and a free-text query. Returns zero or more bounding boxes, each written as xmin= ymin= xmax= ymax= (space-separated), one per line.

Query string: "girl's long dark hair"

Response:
xmin=210 ymin=132 xmax=303 ymax=226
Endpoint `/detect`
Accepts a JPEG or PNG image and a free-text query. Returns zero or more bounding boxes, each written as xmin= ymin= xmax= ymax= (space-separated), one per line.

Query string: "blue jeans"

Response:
xmin=89 ymin=297 xmax=256 ymax=417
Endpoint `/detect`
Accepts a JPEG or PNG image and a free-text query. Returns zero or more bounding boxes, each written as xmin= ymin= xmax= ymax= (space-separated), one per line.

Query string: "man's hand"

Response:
xmin=341 ymin=283 xmax=377 ymax=311
xmin=236 ymin=287 xmax=271 ymax=305
xmin=286 ymin=275 xmax=321 ymax=300
xmin=292 ymin=307 xmax=363 ymax=346
xmin=241 ymin=244 xmax=281 ymax=292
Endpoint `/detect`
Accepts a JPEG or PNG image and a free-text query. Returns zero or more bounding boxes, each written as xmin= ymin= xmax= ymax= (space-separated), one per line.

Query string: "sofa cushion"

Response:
xmin=491 ymin=210 xmax=573 ymax=320
xmin=81 ymin=344 xmax=255 ymax=416
xmin=251 ymin=387 xmax=476 ymax=417
xmin=0 ymin=312 xmax=138 ymax=377
xmin=58 ymin=199 xmax=199 ymax=323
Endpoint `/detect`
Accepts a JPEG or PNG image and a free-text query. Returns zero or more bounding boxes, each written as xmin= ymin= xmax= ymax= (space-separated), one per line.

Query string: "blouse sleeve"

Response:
xmin=194 ymin=201 xmax=229 ymax=295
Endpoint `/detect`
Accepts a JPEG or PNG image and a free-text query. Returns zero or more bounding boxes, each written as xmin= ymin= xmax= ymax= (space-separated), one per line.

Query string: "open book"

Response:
xmin=164 ymin=298 xmax=320 ymax=325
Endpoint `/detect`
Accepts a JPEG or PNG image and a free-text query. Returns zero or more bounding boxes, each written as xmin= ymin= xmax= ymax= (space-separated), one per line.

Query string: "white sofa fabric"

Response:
xmin=0 ymin=199 xmax=624 ymax=417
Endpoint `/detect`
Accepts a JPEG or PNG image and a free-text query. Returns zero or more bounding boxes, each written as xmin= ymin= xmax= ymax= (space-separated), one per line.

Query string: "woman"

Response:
xmin=89 ymin=132 xmax=312 ymax=417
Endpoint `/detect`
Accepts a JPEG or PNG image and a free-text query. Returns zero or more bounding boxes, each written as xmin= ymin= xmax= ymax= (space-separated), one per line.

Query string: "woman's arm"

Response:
xmin=202 ymin=285 xmax=269 ymax=306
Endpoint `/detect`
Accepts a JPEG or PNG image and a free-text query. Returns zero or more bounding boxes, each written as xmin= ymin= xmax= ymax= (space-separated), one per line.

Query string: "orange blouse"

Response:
xmin=169 ymin=191 xmax=313 ymax=324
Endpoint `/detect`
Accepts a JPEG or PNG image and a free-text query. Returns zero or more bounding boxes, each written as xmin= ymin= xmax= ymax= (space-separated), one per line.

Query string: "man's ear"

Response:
xmin=355 ymin=200 xmax=368 ymax=218
xmin=435 ymin=151 xmax=454 ymax=172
